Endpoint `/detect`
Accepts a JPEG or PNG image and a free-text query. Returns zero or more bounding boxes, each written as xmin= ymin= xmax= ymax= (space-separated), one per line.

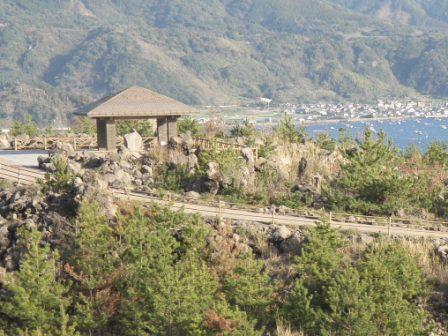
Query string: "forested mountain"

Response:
xmin=332 ymin=0 xmax=448 ymax=26
xmin=1 ymin=0 xmax=448 ymax=125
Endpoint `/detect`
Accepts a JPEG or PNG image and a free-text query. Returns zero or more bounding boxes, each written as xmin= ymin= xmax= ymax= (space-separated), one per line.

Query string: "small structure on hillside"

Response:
xmin=87 ymin=86 xmax=198 ymax=151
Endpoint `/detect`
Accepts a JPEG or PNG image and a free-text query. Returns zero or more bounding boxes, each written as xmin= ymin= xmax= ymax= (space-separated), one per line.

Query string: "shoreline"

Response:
xmin=299 ymin=114 xmax=448 ymax=126
xmin=212 ymin=113 xmax=448 ymax=128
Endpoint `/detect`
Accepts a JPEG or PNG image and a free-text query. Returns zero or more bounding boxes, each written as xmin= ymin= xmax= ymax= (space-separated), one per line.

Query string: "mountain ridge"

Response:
xmin=0 ymin=0 xmax=448 ymax=125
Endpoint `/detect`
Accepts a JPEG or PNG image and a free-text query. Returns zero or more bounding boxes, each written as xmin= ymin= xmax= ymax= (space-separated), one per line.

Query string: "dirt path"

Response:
xmin=1 ymin=158 xmax=447 ymax=239
xmin=114 ymin=190 xmax=448 ymax=239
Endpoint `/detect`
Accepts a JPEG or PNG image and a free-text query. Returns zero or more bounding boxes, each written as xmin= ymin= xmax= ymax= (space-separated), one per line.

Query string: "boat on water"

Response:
xmin=441 ymin=125 xmax=447 ymax=129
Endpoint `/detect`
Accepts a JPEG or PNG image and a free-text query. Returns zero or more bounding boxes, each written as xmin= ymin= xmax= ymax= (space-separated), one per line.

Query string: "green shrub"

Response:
xmin=41 ymin=156 xmax=76 ymax=195
xmin=198 ymin=144 xmax=243 ymax=176
xmin=326 ymin=129 xmax=412 ymax=215
xmin=178 ymin=117 xmax=202 ymax=136
xmin=69 ymin=202 xmax=121 ymax=333
xmin=275 ymin=115 xmax=306 ymax=144
xmin=230 ymin=119 xmax=258 ymax=139
xmin=71 ymin=117 xmax=95 ymax=136
xmin=117 ymin=119 xmax=154 ymax=137
xmin=315 ymin=132 xmax=336 ymax=152
xmin=222 ymin=253 xmax=275 ymax=322
xmin=282 ymin=224 xmax=429 ymax=336
xmin=9 ymin=115 xmax=40 ymax=137
xmin=257 ymin=139 xmax=276 ymax=159
xmin=273 ymin=192 xmax=307 ymax=210
xmin=154 ymin=163 xmax=199 ymax=192
xmin=114 ymin=205 xmax=260 ymax=335
xmin=0 ymin=179 xmax=12 ymax=191
xmin=0 ymin=228 xmax=74 ymax=335
xmin=425 ymin=141 xmax=448 ymax=167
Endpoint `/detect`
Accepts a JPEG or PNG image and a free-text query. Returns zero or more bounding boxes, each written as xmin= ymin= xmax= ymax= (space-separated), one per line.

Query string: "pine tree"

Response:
xmin=117 ymin=207 xmax=217 ymax=335
xmin=356 ymin=242 xmax=429 ymax=335
xmin=282 ymin=225 xmax=430 ymax=335
xmin=222 ymin=253 xmax=275 ymax=322
xmin=116 ymin=205 xmax=261 ymax=335
xmin=0 ymin=228 xmax=75 ymax=335
xmin=328 ymin=129 xmax=412 ymax=215
xmin=282 ymin=223 xmax=349 ymax=332
xmin=68 ymin=201 xmax=120 ymax=334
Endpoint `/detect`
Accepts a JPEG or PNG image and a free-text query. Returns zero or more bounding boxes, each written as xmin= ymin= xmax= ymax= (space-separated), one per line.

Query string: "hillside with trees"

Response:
xmin=1 ymin=0 xmax=448 ymax=126
xmin=0 ymin=175 xmax=445 ymax=335
xmin=0 ymin=118 xmax=447 ymax=334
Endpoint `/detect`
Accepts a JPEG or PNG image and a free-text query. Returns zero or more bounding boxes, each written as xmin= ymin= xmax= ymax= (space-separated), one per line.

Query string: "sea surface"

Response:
xmin=305 ymin=118 xmax=448 ymax=151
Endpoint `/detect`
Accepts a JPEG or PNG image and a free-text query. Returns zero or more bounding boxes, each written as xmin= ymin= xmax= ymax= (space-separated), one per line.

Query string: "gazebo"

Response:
xmin=87 ymin=86 xmax=198 ymax=151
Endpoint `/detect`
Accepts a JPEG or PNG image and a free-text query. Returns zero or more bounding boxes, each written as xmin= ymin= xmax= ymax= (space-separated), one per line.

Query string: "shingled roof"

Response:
xmin=87 ymin=86 xmax=198 ymax=118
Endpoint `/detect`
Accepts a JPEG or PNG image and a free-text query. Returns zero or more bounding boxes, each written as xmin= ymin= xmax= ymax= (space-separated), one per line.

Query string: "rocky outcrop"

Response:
xmin=0 ymin=186 xmax=70 ymax=271
xmin=205 ymin=162 xmax=223 ymax=195
xmin=167 ymin=133 xmax=199 ymax=175
xmin=436 ymin=240 xmax=448 ymax=262
xmin=268 ymin=225 xmax=305 ymax=254
xmin=0 ymin=134 xmax=10 ymax=149
xmin=124 ymin=130 xmax=143 ymax=152
xmin=38 ymin=136 xmax=330 ymax=211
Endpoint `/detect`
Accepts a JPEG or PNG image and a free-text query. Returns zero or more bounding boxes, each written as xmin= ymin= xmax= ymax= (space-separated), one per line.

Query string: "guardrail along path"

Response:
xmin=0 ymin=158 xmax=447 ymax=238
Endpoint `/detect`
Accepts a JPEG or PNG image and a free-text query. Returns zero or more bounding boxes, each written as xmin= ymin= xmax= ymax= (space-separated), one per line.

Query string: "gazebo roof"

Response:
xmin=87 ymin=86 xmax=199 ymax=119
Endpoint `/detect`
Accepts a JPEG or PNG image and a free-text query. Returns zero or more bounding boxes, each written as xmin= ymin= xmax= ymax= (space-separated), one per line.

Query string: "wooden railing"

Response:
xmin=0 ymin=157 xmax=446 ymax=236
xmin=115 ymin=190 xmax=448 ymax=238
xmin=8 ymin=135 xmax=257 ymax=157
xmin=12 ymin=135 xmax=98 ymax=151
xmin=10 ymin=135 xmax=156 ymax=151
xmin=0 ymin=158 xmax=45 ymax=185
xmin=143 ymin=189 xmax=448 ymax=232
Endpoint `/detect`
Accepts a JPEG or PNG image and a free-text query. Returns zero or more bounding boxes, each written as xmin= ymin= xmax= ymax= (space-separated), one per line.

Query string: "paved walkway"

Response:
xmin=0 ymin=150 xmax=48 ymax=168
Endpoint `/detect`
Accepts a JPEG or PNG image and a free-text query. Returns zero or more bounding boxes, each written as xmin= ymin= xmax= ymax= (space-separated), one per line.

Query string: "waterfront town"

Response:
xmin=208 ymin=99 xmax=448 ymax=126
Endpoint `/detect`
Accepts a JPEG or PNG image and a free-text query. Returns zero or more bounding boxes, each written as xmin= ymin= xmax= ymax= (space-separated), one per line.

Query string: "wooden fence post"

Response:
xmin=218 ymin=200 xmax=222 ymax=224
xmin=388 ymin=217 xmax=391 ymax=238
xmin=14 ymin=138 xmax=17 ymax=151
xmin=44 ymin=136 xmax=47 ymax=150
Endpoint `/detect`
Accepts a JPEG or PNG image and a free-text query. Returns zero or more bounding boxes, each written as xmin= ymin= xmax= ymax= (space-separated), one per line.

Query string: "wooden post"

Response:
xmin=157 ymin=117 xmax=168 ymax=146
xmin=73 ymin=136 xmax=77 ymax=150
xmin=329 ymin=211 xmax=332 ymax=225
xmin=388 ymin=217 xmax=391 ymax=238
xmin=218 ymin=200 xmax=222 ymax=224
xmin=14 ymin=138 xmax=17 ymax=151
xmin=44 ymin=136 xmax=47 ymax=150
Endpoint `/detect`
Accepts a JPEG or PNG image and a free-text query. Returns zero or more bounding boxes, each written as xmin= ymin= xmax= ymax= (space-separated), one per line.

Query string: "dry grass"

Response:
xmin=399 ymin=239 xmax=448 ymax=286
xmin=149 ymin=145 xmax=169 ymax=163
xmin=276 ymin=322 xmax=304 ymax=336
xmin=267 ymin=140 xmax=341 ymax=193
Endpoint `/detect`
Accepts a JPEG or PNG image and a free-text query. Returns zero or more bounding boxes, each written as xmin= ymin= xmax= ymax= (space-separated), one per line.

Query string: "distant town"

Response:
xmin=201 ymin=99 xmax=448 ymax=127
